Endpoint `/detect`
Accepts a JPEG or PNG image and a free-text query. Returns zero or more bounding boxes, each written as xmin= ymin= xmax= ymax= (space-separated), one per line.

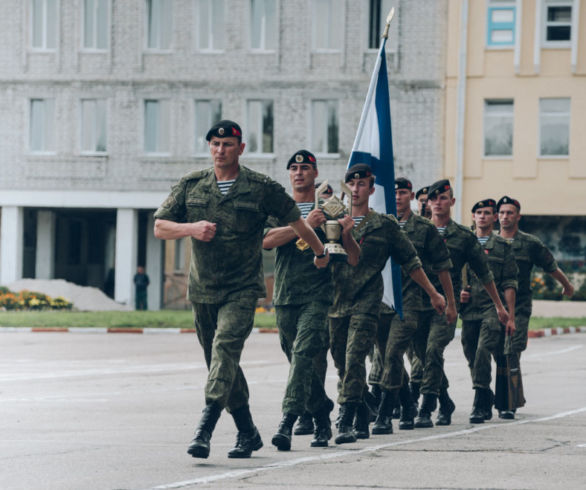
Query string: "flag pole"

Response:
xmin=381 ymin=7 xmax=395 ymax=39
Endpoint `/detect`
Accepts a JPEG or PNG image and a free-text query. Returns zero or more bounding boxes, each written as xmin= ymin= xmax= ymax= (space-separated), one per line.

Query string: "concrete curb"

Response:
xmin=1 ymin=326 xmax=586 ymax=337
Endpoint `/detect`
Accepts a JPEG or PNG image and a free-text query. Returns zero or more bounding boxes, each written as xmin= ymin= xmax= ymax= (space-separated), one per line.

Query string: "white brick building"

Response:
xmin=0 ymin=0 xmax=447 ymax=309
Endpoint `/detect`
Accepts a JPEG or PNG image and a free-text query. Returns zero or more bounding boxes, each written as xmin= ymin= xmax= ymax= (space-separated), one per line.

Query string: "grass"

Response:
xmin=0 ymin=309 xmax=584 ymax=330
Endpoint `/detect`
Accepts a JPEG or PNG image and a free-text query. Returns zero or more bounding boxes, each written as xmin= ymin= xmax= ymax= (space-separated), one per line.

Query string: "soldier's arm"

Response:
xmin=549 ymin=268 xmax=574 ymax=297
xmin=530 ymin=237 xmax=573 ymax=297
xmin=504 ymin=287 xmax=516 ymax=335
xmin=289 ymin=218 xmax=329 ymax=268
xmin=263 ymin=226 xmax=298 ymax=249
xmin=483 ymin=281 xmax=509 ymax=325
xmin=154 ymin=219 xmax=216 ymax=242
xmin=339 ymin=215 xmax=360 ymax=266
xmin=438 ymin=270 xmax=457 ymax=324
xmin=409 ymin=268 xmax=446 ymax=315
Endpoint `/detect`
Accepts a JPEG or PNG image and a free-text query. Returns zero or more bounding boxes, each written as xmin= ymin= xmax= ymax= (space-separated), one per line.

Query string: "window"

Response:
xmin=195 ymin=0 xmax=224 ymax=50
xmin=483 ymin=100 xmax=514 ymax=157
xmin=311 ymin=100 xmax=339 ymax=154
xmin=539 ymin=98 xmax=570 ymax=157
xmin=311 ymin=0 xmax=342 ymax=51
xmin=246 ymin=100 xmax=273 ymax=154
xmin=250 ymin=0 xmax=277 ymax=50
xmin=487 ymin=1 xmax=516 ymax=47
xmin=81 ymin=99 xmax=107 ymax=153
xmin=31 ymin=0 xmax=58 ymax=49
xmin=194 ymin=100 xmax=222 ymax=154
xmin=83 ymin=0 xmax=109 ymax=50
xmin=144 ymin=100 xmax=170 ymax=153
xmin=30 ymin=99 xmax=55 ymax=152
xmin=146 ymin=0 xmax=172 ymax=50
xmin=544 ymin=1 xmax=572 ymax=44
xmin=368 ymin=0 xmax=393 ymax=49
xmin=174 ymin=238 xmax=185 ymax=271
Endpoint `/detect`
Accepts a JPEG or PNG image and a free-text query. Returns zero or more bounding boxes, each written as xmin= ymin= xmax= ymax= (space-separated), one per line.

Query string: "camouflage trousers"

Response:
xmin=329 ymin=313 xmax=377 ymax=404
xmin=511 ymin=302 xmax=532 ymax=354
xmin=407 ymin=342 xmax=423 ymax=384
xmin=412 ymin=309 xmax=456 ymax=396
xmin=192 ymin=295 xmax=257 ymax=412
xmin=276 ymin=301 xmax=330 ymax=415
xmin=461 ymin=307 xmax=502 ymax=389
xmin=369 ymin=308 xmax=419 ymax=391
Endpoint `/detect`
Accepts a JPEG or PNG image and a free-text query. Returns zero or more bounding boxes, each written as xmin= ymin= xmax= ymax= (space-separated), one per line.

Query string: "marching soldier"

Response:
xmin=460 ymin=199 xmax=517 ymax=423
xmin=329 ymin=165 xmax=446 ymax=444
xmin=154 ymin=121 xmax=330 ymax=459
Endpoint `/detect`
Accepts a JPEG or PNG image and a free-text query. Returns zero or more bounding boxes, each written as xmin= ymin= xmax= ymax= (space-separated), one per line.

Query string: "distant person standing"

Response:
xmin=133 ymin=266 xmax=150 ymax=310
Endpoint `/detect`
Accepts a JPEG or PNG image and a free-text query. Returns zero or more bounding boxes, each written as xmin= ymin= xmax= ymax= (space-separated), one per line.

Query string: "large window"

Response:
xmin=544 ymin=1 xmax=573 ymax=44
xmin=81 ymin=99 xmax=107 ymax=153
xmin=250 ymin=0 xmax=277 ymax=50
xmin=311 ymin=0 xmax=342 ymax=51
xmin=144 ymin=99 xmax=170 ymax=154
xmin=539 ymin=98 xmax=570 ymax=157
xmin=146 ymin=0 xmax=172 ymax=50
xmin=483 ymin=100 xmax=514 ymax=157
xmin=174 ymin=238 xmax=186 ymax=271
xmin=246 ymin=100 xmax=273 ymax=154
xmin=83 ymin=0 xmax=109 ymax=50
xmin=31 ymin=0 xmax=58 ymax=49
xmin=368 ymin=0 xmax=393 ymax=49
xmin=195 ymin=0 xmax=224 ymax=51
xmin=311 ymin=100 xmax=339 ymax=154
xmin=486 ymin=1 xmax=516 ymax=47
xmin=30 ymin=98 xmax=56 ymax=152
xmin=194 ymin=99 xmax=222 ymax=154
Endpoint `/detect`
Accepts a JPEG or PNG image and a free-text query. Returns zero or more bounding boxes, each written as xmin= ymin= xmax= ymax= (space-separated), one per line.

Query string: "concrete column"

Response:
xmin=0 ymin=206 xmax=24 ymax=285
xmin=114 ymin=208 xmax=138 ymax=307
xmin=146 ymin=213 xmax=164 ymax=310
xmin=35 ymin=210 xmax=56 ymax=279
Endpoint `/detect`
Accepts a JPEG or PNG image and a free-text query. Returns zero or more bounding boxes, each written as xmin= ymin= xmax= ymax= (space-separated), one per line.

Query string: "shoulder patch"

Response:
xmin=181 ymin=168 xmax=212 ymax=182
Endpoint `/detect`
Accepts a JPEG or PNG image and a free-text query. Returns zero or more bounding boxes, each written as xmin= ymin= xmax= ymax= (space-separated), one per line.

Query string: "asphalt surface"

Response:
xmin=1 ymin=330 xmax=585 ymax=490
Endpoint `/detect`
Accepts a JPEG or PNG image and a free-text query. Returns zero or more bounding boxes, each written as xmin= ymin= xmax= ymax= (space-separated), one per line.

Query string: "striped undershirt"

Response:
xmin=296 ymin=202 xmax=314 ymax=219
xmin=398 ymin=220 xmax=406 ymax=229
xmin=477 ymin=235 xmax=490 ymax=246
xmin=353 ymin=216 xmax=365 ymax=227
xmin=436 ymin=226 xmax=447 ymax=236
xmin=217 ymin=179 xmax=235 ymax=195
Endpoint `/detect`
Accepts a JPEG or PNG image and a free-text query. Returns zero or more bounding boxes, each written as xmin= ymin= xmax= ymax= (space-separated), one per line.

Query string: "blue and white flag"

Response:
xmin=348 ymin=38 xmax=403 ymax=317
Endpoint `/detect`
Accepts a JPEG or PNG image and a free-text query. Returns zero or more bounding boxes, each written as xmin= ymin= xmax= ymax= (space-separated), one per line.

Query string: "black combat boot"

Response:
xmin=469 ymin=388 xmax=486 ymax=424
xmin=311 ymin=398 xmax=334 ymax=447
xmin=364 ymin=386 xmax=381 ymax=422
xmin=498 ymin=409 xmax=515 ymax=419
xmin=187 ymin=402 xmax=222 ymax=458
xmin=372 ymin=390 xmax=394 ymax=435
xmin=293 ymin=411 xmax=314 ymax=435
xmin=227 ymin=405 xmax=263 ymax=458
xmin=484 ymin=389 xmax=494 ymax=421
xmin=398 ymin=382 xmax=416 ymax=430
xmin=335 ymin=402 xmax=357 ymax=444
xmin=271 ymin=413 xmax=297 ymax=451
xmin=436 ymin=388 xmax=456 ymax=426
xmin=414 ymin=394 xmax=437 ymax=428
xmin=353 ymin=401 xmax=371 ymax=439
xmin=410 ymin=381 xmax=421 ymax=411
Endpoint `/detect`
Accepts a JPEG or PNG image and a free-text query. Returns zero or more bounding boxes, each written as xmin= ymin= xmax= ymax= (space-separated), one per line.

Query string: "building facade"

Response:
xmin=444 ymin=0 xmax=586 ymax=273
xmin=0 ymin=0 xmax=448 ymax=308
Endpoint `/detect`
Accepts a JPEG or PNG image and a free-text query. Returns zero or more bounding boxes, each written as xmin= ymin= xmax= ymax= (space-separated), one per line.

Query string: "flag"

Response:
xmin=348 ymin=38 xmax=403 ymax=317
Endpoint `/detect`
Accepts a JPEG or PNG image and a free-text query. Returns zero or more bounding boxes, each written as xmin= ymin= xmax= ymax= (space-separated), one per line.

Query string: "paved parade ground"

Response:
xmin=1 ymin=329 xmax=585 ymax=490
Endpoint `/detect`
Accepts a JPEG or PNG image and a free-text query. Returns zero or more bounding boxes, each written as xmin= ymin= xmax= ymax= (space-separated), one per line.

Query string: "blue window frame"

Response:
xmin=487 ymin=5 xmax=516 ymax=47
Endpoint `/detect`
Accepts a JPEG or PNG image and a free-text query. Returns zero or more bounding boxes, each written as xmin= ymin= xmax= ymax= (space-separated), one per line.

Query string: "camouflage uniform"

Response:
xmin=266 ymin=204 xmax=332 ymax=416
xmin=460 ymin=233 xmax=518 ymax=389
xmin=370 ymin=214 xmax=452 ymax=391
xmin=154 ymin=166 xmax=300 ymax=412
xmin=412 ymin=219 xmax=494 ymax=396
xmin=504 ymin=230 xmax=558 ymax=354
xmin=329 ymin=211 xmax=421 ymax=404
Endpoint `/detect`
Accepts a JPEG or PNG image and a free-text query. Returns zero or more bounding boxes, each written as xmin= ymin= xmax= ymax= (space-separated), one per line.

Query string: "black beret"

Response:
xmin=415 ymin=186 xmax=429 ymax=199
xmin=427 ymin=179 xmax=452 ymax=199
xmin=205 ymin=120 xmax=242 ymax=141
xmin=315 ymin=182 xmax=333 ymax=195
xmin=287 ymin=149 xmax=317 ymax=169
xmin=395 ymin=177 xmax=413 ymax=191
xmin=345 ymin=163 xmax=373 ymax=183
xmin=497 ymin=196 xmax=521 ymax=211
xmin=471 ymin=199 xmax=497 ymax=213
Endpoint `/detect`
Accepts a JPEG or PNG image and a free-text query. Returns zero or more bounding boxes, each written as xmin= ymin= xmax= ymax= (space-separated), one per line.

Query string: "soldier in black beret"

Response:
xmin=471 ymin=199 xmax=497 ymax=213
xmin=496 ymin=195 xmax=520 ymax=212
xmin=287 ymin=149 xmax=318 ymax=169
xmin=205 ymin=119 xmax=243 ymax=142
xmin=416 ymin=186 xmax=431 ymax=218
xmin=344 ymin=163 xmax=374 ymax=184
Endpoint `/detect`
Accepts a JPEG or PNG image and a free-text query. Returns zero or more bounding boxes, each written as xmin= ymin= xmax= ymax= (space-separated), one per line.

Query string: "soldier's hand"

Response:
xmin=505 ymin=317 xmax=516 ymax=336
xmin=431 ymin=292 xmax=446 ymax=315
xmin=446 ymin=303 xmax=458 ymax=325
xmin=306 ymin=209 xmax=326 ymax=228
xmin=313 ymin=249 xmax=330 ymax=269
xmin=460 ymin=289 xmax=470 ymax=303
xmin=562 ymin=284 xmax=575 ymax=298
xmin=496 ymin=306 xmax=509 ymax=326
xmin=338 ymin=215 xmax=355 ymax=235
xmin=191 ymin=221 xmax=216 ymax=242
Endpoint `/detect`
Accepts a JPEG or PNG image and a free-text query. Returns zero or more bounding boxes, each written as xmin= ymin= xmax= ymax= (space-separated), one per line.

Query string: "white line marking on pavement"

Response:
xmin=146 ymin=407 xmax=586 ymax=489
xmin=524 ymin=344 xmax=583 ymax=360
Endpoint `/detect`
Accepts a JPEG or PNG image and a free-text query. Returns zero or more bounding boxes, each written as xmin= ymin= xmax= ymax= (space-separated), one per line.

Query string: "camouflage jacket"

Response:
xmin=154 ymin=166 xmax=300 ymax=303
xmin=330 ymin=210 xmax=421 ymax=318
xmin=460 ymin=232 xmax=518 ymax=320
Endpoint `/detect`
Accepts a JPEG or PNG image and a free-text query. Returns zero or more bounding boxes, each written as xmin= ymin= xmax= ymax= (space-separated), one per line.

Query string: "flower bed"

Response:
xmin=0 ymin=287 xmax=72 ymax=311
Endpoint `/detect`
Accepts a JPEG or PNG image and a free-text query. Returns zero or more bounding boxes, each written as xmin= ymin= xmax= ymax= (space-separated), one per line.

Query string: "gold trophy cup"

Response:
xmin=315 ymin=180 xmax=352 ymax=258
